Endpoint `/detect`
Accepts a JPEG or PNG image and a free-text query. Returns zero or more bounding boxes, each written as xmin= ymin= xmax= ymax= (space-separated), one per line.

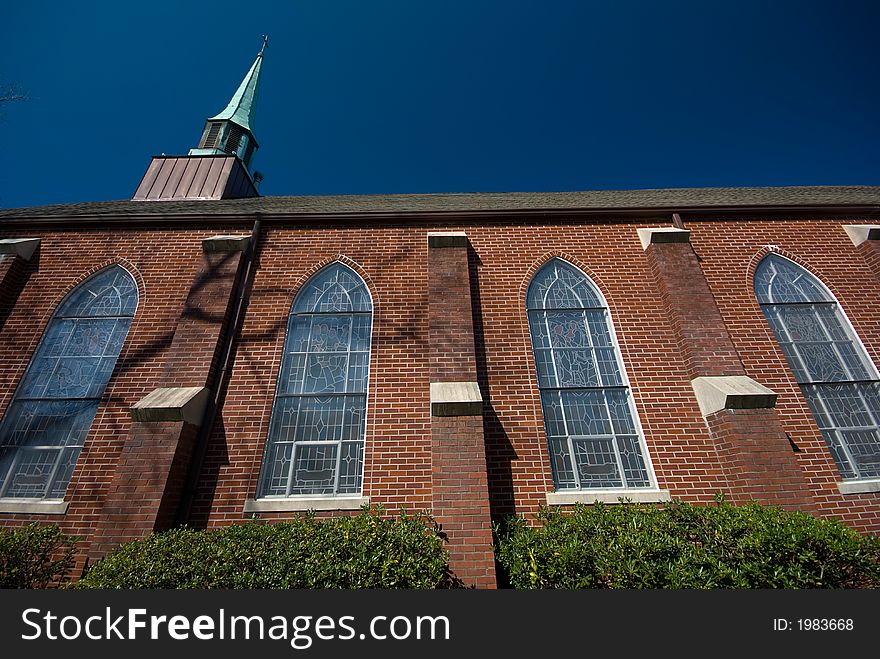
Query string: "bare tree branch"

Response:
xmin=0 ymin=84 xmax=28 ymax=104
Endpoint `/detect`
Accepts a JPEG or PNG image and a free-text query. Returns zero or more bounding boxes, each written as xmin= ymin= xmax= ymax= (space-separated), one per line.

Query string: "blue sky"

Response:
xmin=1 ymin=1 xmax=878 ymax=209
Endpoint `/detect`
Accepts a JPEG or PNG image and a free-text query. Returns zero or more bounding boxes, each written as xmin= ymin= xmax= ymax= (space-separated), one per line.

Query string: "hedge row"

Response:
xmin=4 ymin=500 xmax=879 ymax=588
xmin=76 ymin=509 xmax=453 ymax=589
xmin=0 ymin=523 xmax=79 ymax=588
xmin=495 ymin=498 xmax=880 ymax=588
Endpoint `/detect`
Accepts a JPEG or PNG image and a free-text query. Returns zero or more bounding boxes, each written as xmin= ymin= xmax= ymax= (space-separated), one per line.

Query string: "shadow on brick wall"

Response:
xmin=467 ymin=245 xmax=518 ymax=522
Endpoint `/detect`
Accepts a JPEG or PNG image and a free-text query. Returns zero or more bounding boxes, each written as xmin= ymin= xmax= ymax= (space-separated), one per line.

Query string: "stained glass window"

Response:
xmin=527 ymin=259 xmax=651 ymax=490
xmin=755 ymin=254 xmax=880 ymax=480
xmin=0 ymin=266 xmax=137 ymax=499
xmin=259 ymin=263 xmax=372 ymax=497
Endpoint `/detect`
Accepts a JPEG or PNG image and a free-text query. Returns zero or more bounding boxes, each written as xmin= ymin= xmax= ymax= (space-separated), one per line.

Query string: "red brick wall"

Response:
xmin=87 ymin=420 xmax=200 ymax=559
xmin=88 ymin=245 xmax=246 ymax=560
xmin=0 ymin=225 xmax=251 ymax=572
xmin=0 ymin=254 xmax=31 ymax=326
xmin=431 ymin=415 xmax=496 ymax=588
xmin=689 ymin=217 xmax=880 ymax=532
xmin=189 ymin=227 xmax=437 ymax=525
xmin=1 ymin=214 xmax=877 ymax=577
xmin=427 ymin=239 xmax=496 ymax=588
xmin=643 ymin=236 xmax=816 ymax=509
xmin=646 ymin=240 xmax=744 ymax=379
xmin=857 ymin=239 xmax=880 ymax=282
xmin=190 ymin=218 xmax=734 ymax=530
xmin=428 ymin=240 xmax=478 ymax=382
xmin=466 ymin=222 xmax=729 ymax=519
xmin=706 ymin=407 xmax=817 ymax=511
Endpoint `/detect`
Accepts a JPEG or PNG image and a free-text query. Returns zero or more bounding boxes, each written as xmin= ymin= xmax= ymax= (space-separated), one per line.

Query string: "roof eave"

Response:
xmin=2 ymin=203 xmax=879 ymax=227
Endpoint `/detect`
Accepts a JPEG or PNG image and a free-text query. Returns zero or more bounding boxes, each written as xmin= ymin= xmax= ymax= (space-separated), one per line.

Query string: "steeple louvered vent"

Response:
xmin=226 ymin=125 xmax=244 ymax=154
xmin=201 ymin=122 xmax=224 ymax=149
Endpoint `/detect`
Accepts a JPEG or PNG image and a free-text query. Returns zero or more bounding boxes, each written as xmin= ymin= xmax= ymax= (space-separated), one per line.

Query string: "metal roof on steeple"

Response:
xmin=132 ymin=38 xmax=268 ymax=201
xmin=208 ymin=36 xmax=267 ymax=132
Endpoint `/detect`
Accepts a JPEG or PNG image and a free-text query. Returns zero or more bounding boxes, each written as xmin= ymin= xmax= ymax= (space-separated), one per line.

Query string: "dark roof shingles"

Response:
xmin=2 ymin=186 xmax=879 ymax=219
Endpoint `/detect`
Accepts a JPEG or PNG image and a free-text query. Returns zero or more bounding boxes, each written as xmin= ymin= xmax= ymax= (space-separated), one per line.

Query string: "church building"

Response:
xmin=1 ymin=44 xmax=879 ymax=588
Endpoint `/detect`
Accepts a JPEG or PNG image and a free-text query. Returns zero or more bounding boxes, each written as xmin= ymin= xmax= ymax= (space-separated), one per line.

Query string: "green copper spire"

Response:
xmin=189 ymin=36 xmax=267 ymax=172
xmin=208 ymin=37 xmax=266 ymax=132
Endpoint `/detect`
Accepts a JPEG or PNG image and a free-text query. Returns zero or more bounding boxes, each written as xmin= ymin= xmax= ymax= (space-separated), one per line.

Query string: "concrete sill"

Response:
xmin=837 ymin=479 xmax=880 ymax=495
xmin=546 ymin=489 xmax=671 ymax=506
xmin=244 ymin=496 xmax=369 ymax=513
xmin=0 ymin=499 xmax=69 ymax=515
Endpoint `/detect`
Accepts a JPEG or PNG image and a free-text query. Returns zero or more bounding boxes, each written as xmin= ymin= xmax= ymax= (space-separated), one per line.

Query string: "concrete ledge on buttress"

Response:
xmin=842 ymin=225 xmax=880 ymax=247
xmin=202 ymin=235 xmax=251 ymax=252
xmin=637 ymin=227 xmax=690 ymax=251
xmin=0 ymin=238 xmax=40 ymax=261
xmin=691 ymin=375 xmax=777 ymax=417
xmin=130 ymin=386 xmax=210 ymax=426
xmin=547 ymin=489 xmax=671 ymax=505
xmin=427 ymin=231 xmax=468 ymax=248
xmin=244 ymin=496 xmax=370 ymax=513
xmin=0 ymin=499 xmax=69 ymax=515
xmin=430 ymin=381 xmax=482 ymax=417
xmin=837 ymin=478 xmax=880 ymax=495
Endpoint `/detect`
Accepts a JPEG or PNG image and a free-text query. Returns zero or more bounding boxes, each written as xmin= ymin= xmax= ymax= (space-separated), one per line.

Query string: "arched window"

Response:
xmin=0 ymin=265 xmax=137 ymax=499
xmin=259 ymin=263 xmax=372 ymax=497
xmin=527 ymin=259 xmax=651 ymax=490
xmin=755 ymin=254 xmax=880 ymax=480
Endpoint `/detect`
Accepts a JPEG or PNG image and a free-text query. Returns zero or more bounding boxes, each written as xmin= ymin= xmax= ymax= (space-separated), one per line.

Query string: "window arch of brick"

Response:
xmin=0 ymin=265 xmax=138 ymax=500
xmin=526 ymin=258 xmax=653 ymax=490
xmin=754 ymin=253 xmax=880 ymax=480
xmin=258 ymin=262 xmax=373 ymax=498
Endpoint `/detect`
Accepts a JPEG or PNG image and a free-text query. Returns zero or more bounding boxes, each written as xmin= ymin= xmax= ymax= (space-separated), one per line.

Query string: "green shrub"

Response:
xmin=0 ymin=523 xmax=79 ymax=588
xmin=495 ymin=498 xmax=880 ymax=589
xmin=77 ymin=508 xmax=453 ymax=589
